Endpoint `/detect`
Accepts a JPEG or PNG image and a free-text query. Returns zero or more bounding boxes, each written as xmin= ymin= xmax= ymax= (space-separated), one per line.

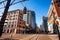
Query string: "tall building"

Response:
xmin=40 ymin=24 xmax=45 ymax=33
xmin=48 ymin=0 xmax=60 ymax=33
xmin=43 ymin=16 xmax=48 ymax=33
xmin=36 ymin=27 xmax=40 ymax=34
xmin=23 ymin=7 xmax=36 ymax=31
xmin=3 ymin=9 xmax=25 ymax=34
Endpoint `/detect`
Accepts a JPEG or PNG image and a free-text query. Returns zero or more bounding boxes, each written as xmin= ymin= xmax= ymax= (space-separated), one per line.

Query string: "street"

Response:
xmin=19 ymin=34 xmax=59 ymax=40
xmin=0 ymin=34 xmax=59 ymax=40
xmin=0 ymin=0 xmax=60 ymax=40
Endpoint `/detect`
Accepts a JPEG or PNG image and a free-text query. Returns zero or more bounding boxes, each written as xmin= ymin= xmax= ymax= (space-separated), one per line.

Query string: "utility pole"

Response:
xmin=0 ymin=0 xmax=11 ymax=37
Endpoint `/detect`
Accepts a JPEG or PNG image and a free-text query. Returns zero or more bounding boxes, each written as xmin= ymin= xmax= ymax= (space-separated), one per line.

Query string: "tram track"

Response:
xmin=29 ymin=34 xmax=38 ymax=40
xmin=20 ymin=34 xmax=37 ymax=40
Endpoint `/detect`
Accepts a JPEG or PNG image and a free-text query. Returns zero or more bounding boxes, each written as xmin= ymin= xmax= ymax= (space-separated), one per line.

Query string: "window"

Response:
xmin=56 ymin=0 xmax=60 ymax=7
xmin=56 ymin=0 xmax=60 ymax=3
xmin=59 ymin=18 xmax=60 ymax=20
xmin=9 ymin=22 xmax=11 ymax=24
xmin=3 ymin=30 xmax=6 ymax=33
xmin=16 ymin=15 xmax=17 ymax=16
xmin=7 ymin=29 xmax=9 ymax=33
xmin=50 ymin=11 xmax=55 ymax=18
xmin=15 ymin=25 xmax=16 ymax=27
xmin=20 ymin=19 xmax=21 ymax=21
xmin=11 ymin=25 xmax=13 ymax=27
xmin=16 ymin=11 xmax=19 ymax=14
xmin=4 ymin=25 xmax=7 ymax=27
xmin=13 ymin=18 xmax=15 ymax=20
xmin=10 ymin=29 xmax=12 ymax=33
xmin=10 ymin=29 xmax=14 ymax=33
xmin=13 ymin=15 xmax=15 ymax=17
xmin=17 ymin=26 xmax=21 ymax=28
xmin=15 ymin=21 xmax=16 ymax=23
xmin=16 ymin=18 xmax=17 ymax=20
xmin=12 ymin=21 xmax=14 ymax=24
xmin=19 ymin=22 xmax=21 ymax=24
xmin=16 ymin=29 xmax=20 ymax=34
xmin=57 ymin=3 xmax=60 ymax=7
xmin=12 ymin=12 xmax=15 ymax=14
xmin=8 ymin=25 xmax=10 ymax=27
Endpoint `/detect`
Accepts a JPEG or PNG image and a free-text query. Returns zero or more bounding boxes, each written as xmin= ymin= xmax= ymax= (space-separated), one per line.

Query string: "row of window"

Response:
xmin=7 ymin=15 xmax=23 ymax=21
xmin=7 ymin=17 xmax=17 ymax=20
xmin=7 ymin=29 xmax=15 ymax=33
xmin=4 ymin=29 xmax=24 ymax=34
xmin=7 ymin=11 xmax=19 ymax=15
xmin=8 ymin=21 xmax=17 ymax=24
xmin=4 ymin=24 xmax=17 ymax=28
xmin=8 ymin=24 xmax=16 ymax=28
xmin=7 ymin=13 xmax=18 ymax=20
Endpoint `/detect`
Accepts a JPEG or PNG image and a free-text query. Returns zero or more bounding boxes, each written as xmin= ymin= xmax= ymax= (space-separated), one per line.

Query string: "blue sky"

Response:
xmin=0 ymin=0 xmax=52 ymax=27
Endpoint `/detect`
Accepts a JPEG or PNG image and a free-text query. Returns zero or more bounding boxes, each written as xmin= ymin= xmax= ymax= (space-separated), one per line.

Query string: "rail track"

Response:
xmin=29 ymin=34 xmax=38 ymax=40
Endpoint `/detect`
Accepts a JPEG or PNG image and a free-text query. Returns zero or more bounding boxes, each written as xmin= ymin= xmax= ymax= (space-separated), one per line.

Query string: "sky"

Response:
xmin=0 ymin=0 xmax=52 ymax=27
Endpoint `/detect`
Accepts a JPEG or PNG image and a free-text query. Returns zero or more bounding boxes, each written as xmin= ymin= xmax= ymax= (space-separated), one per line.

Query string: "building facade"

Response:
xmin=43 ymin=16 xmax=48 ymax=33
xmin=48 ymin=0 xmax=60 ymax=33
xmin=40 ymin=24 xmax=45 ymax=33
xmin=3 ymin=9 xmax=25 ymax=34
xmin=23 ymin=7 xmax=36 ymax=32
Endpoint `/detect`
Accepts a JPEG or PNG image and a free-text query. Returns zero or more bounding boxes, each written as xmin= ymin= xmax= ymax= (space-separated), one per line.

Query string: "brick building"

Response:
xmin=3 ymin=9 xmax=26 ymax=34
xmin=48 ymin=0 xmax=60 ymax=33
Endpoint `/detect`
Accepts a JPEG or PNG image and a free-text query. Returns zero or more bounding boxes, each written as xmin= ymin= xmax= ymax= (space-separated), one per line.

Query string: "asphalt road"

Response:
xmin=19 ymin=34 xmax=59 ymax=40
xmin=0 ymin=34 xmax=59 ymax=40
